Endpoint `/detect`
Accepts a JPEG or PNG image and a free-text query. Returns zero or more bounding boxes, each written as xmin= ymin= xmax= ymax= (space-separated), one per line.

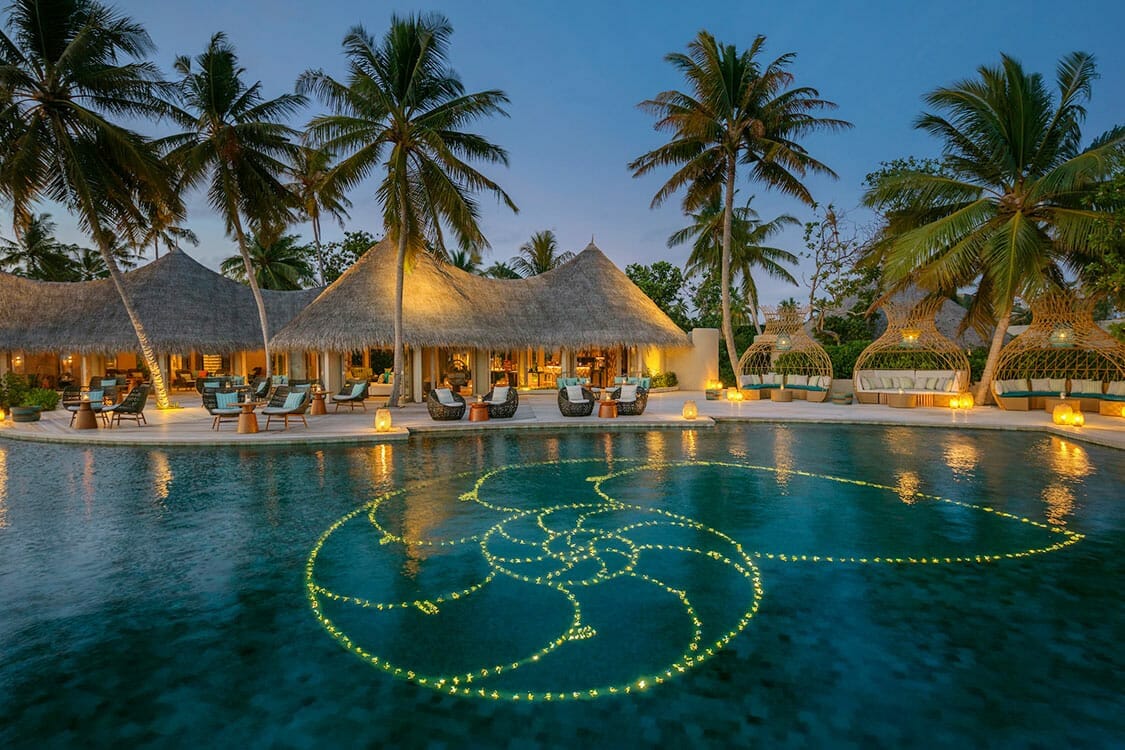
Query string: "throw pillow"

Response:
xmin=434 ymin=387 xmax=456 ymax=406
xmin=789 ymin=374 xmax=809 ymax=387
xmin=566 ymin=385 xmax=587 ymax=402
xmin=282 ymin=392 xmax=304 ymax=410
xmin=216 ymin=392 xmax=239 ymax=409
xmin=491 ymin=386 xmax=510 ymax=403
xmin=619 ymin=384 xmax=638 ymax=402
xmin=1030 ymin=378 xmax=1050 ymax=392
xmin=1108 ymin=381 xmax=1125 ymax=396
xmin=860 ymin=377 xmax=873 ymax=390
xmin=1048 ymin=378 xmax=1066 ymax=393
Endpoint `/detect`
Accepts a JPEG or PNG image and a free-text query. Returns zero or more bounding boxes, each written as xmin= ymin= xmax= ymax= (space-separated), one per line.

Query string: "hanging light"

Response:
xmin=775 ymin=333 xmax=793 ymax=352
xmin=682 ymin=400 xmax=698 ymax=420
xmin=374 ymin=407 xmax=393 ymax=432
xmin=900 ymin=327 xmax=921 ymax=348
xmin=1049 ymin=325 xmax=1075 ymax=348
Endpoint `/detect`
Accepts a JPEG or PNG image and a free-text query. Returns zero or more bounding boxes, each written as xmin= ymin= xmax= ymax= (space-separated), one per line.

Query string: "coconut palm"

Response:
xmin=70 ymin=245 xmax=112 ymax=280
xmin=300 ymin=13 xmax=517 ymax=406
xmin=163 ymin=32 xmax=303 ymax=378
xmin=447 ymin=248 xmax=481 ymax=273
xmin=286 ymin=144 xmax=352 ymax=283
xmin=137 ymin=178 xmax=199 ymax=259
xmin=509 ymin=230 xmax=574 ymax=277
xmin=630 ymin=31 xmax=849 ymax=374
xmin=482 ymin=260 xmax=521 ymax=279
xmin=0 ymin=0 xmax=181 ymax=406
xmin=669 ymin=196 xmax=799 ymax=333
xmin=220 ymin=231 xmax=315 ymax=290
xmin=863 ymin=52 xmax=1125 ymax=403
xmin=0 ymin=213 xmax=78 ymax=280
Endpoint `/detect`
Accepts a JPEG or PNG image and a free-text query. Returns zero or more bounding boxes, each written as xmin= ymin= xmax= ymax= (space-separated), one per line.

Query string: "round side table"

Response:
xmin=237 ymin=402 xmax=260 ymax=434
xmin=598 ymin=399 xmax=618 ymax=418
xmin=74 ymin=400 xmax=99 ymax=430
xmin=310 ymin=391 xmax=327 ymax=416
xmin=469 ymin=402 xmax=490 ymax=422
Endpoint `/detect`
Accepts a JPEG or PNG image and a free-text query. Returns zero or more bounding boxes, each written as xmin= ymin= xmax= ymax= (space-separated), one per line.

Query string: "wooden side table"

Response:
xmin=598 ymin=399 xmax=618 ymax=418
xmin=74 ymin=400 xmax=98 ymax=430
xmin=469 ymin=402 xmax=490 ymax=422
xmin=237 ymin=402 xmax=260 ymax=434
xmin=886 ymin=392 xmax=916 ymax=408
xmin=770 ymin=389 xmax=793 ymax=403
xmin=310 ymin=391 xmax=327 ymax=416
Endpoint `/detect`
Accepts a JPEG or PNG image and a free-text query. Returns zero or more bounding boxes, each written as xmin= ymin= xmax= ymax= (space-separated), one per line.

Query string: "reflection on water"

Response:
xmin=883 ymin=427 xmax=917 ymax=457
xmin=773 ymin=426 xmax=794 ymax=492
xmin=1036 ymin=438 xmax=1093 ymax=526
xmin=680 ymin=430 xmax=698 ymax=461
xmin=943 ymin=437 xmax=981 ymax=477
xmin=1042 ymin=485 xmax=1075 ymax=526
xmin=1047 ymin=438 xmax=1092 ymax=480
xmin=895 ymin=470 xmax=922 ymax=504
xmin=370 ymin=444 xmax=393 ymax=489
xmin=82 ymin=450 xmax=96 ymax=513
xmin=151 ymin=451 xmax=173 ymax=509
xmin=644 ymin=432 xmax=665 ymax=464
xmin=0 ymin=449 xmax=7 ymax=528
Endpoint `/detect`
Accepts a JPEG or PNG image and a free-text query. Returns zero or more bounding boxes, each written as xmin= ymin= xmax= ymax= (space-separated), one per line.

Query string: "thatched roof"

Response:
xmin=0 ymin=249 xmax=320 ymax=354
xmin=271 ymin=239 xmax=690 ymax=351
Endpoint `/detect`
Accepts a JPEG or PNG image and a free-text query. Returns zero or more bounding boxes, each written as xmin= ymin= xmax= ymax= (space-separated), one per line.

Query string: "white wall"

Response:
xmin=665 ymin=328 xmax=720 ymax=390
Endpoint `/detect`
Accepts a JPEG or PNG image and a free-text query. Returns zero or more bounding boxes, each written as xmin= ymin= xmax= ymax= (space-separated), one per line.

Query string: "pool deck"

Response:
xmin=2 ymin=390 xmax=1123 ymax=451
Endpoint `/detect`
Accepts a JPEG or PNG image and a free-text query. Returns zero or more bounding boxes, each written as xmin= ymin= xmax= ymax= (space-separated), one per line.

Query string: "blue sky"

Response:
xmin=38 ymin=0 xmax=1125 ymax=304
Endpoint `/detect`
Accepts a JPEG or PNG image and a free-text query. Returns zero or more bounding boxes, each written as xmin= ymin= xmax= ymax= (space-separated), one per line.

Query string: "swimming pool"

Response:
xmin=0 ymin=425 xmax=1121 ymax=747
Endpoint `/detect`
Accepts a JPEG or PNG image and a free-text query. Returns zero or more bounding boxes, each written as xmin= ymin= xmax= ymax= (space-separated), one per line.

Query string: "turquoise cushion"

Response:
xmin=204 ymin=380 xmax=221 ymax=389
xmin=282 ymin=392 xmax=304 ymax=410
xmin=86 ymin=390 xmax=104 ymax=402
xmin=1000 ymin=391 xmax=1036 ymax=398
xmin=216 ymin=392 xmax=239 ymax=409
xmin=100 ymin=378 xmax=117 ymax=387
xmin=1101 ymin=393 xmax=1125 ymax=402
xmin=1070 ymin=392 xmax=1104 ymax=399
xmin=231 ymin=376 xmax=245 ymax=386
xmin=350 ymin=382 xmax=367 ymax=397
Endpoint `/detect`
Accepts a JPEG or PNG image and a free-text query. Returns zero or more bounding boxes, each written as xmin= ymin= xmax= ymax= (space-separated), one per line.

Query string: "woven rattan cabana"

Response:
xmin=853 ymin=298 xmax=971 ymax=407
xmin=735 ymin=308 xmax=833 ymax=402
xmin=991 ymin=292 xmax=1125 ymax=413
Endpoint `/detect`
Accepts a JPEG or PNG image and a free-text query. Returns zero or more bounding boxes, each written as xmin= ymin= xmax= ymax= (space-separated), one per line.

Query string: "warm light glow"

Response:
xmin=1070 ymin=410 xmax=1085 ymax=427
xmin=725 ymin=387 xmax=743 ymax=401
xmin=900 ymin=328 xmax=921 ymax=347
xmin=774 ymin=332 xmax=792 ymax=351
xmin=1052 ymin=403 xmax=1073 ymax=425
xmin=706 ymin=379 xmax=723 ymax=391
xmin=681 ymin=400 xmax=698 ymax=420
xmin=0 ymin=409 xmax=5 ymax=422
xmin=374 ymin=407 xmax=393 ymax=432
xmin=949 ymin=392 xmax=975 ymax=409
xmin=1048 ymin=325 xmax=1075 ymax=348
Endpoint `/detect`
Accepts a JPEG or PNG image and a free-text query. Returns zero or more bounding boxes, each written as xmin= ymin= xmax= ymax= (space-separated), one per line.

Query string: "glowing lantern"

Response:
xmin=775 ymin=333 xmax=793 ymax=351
xmin=0 ymin=408 xmax=5 ymax=421
xmin=1070 ymin=410 xmax=1085 ymax=427
xmin=1052 ymin=402 xmax=1073 ymax=425
xmin=900 ymin=327 xmax=921 ymax=348
xmin=1048 ymin=325 xmax=1075 ymax=348
xmin=949 ymin=395 xmax=960 ymax=409
xmin=726 ymin=387 xmax=743 ymax=401
xmin=374 ymin=407 xmax=393 ymax=432
xmin=682 ymin=400 xmax=698 ymax=420
xmin=950 ymin=392 xmax=974 ymax=410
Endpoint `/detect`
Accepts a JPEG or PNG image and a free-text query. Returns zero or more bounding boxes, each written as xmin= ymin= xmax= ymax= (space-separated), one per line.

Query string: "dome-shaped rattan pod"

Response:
xmin=852 ymin=298 xmax=971 ymax=407
xmin=735 ymin=307 xmax=833 ymax=402
xmin=991 ymin=292 xmax=1125 ymax=412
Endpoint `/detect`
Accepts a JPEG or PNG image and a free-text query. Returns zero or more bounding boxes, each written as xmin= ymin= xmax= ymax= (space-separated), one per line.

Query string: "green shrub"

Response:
xmin=1 ymin=371 xmax=31 ymax=409
xmin=822 ymin=340 xmax=872 ymax=378
xmin=651 ymin=371 xmax=678 ymax=388
xmin=24 ymin=387 xmax=60 ymax=411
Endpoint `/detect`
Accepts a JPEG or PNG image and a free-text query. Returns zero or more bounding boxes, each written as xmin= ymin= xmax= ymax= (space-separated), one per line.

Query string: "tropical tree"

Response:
xmin=669 ymin=195 xmax=798 ymax=333
xmin=286 ymin=144 xmax=352 ymax=283
xmin=220 ymin=231 xmax=315 ymax=290
xmin=300 ymin=14 xmax=517 ymax=405
xmin=0 ymin=0 xmax=182 ymax=406
xmin=0 ymin=213 xmax=78 ymax=280
xmin=447 ymin=248 xmax=481 ymax=273
xmin=863 ymin=52 xmax=1125 ymax=403
xmin=509 ymin=230 xmax=574 ymax=277
xmin=482 ymin=260 xmax=521 ymax=279
xmin=137 ymin=179 xmax=199 ymax=259
xmin=70 ymin=245 xmax=113 ymax=280
xmin=625 ymin=260 xmax=693 ymax=330
xmin=630 ymin=31 xmax=849 ymax=374
xmin=164 ymin=32 xmax=303 ymax=378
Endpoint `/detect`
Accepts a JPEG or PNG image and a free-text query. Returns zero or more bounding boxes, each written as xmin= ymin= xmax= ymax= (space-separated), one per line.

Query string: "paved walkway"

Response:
xmin=2 ymin=390 xmax=1123 ymax=451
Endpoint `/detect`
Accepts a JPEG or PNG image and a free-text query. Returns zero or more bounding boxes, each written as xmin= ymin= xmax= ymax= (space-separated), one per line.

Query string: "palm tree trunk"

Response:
xmin=974 ymin=305 xmax=1012 ymax=405
xmin=388 ymin=206 xmax=408 ymax=407
xmin=312 ymin=212 xmax=326 ymax=285
xmin=720 ymin=158 xmax=740 ymax=377
xmin=232 ymin=214 xmax=273 ymax=380
xmin=93 ymin=227 xmax=172 ymax=409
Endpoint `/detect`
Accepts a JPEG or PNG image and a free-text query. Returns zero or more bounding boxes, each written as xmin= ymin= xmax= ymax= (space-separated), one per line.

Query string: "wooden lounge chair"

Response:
xmin=103 ymin=385 xmax=149 ymax=427
xmin=482 ymin=385 xmax=519 ymax=419
xmin=202 ymin=388 xmax=242 ymax=430
xmin=64 ymin=389 xmax=107 ymax=426
xmin=332 ymin=380 xmax=369 ymax=411
xmin=609 ymin=384 xmax=649 ymax=415
xmin=427 ymin=388 xmax=466 ymax=420
xmin=262 ymin=388 xmax=309 ymax=430
xmin=558 ymin=385 xmax=595 ymax=417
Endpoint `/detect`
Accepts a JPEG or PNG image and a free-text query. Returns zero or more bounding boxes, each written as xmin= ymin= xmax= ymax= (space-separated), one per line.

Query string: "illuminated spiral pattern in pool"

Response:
xmin=306 ymin=459 xmax=1082 ymax=701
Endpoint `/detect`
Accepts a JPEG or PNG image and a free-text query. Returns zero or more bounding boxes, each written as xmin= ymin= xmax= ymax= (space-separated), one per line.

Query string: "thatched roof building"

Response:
xmin=271 ymin=239 xmax=689 ymax=352
xmin=0 ymin=249 xmax=320 ymax=354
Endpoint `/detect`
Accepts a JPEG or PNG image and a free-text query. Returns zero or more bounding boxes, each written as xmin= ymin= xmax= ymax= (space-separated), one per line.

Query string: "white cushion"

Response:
xmin=434 ymin=387 xmax=457 ymax=406
xmin=788 ymin=374 xmax=808 ymax=387
xmin=860 ymin=377 xmax=873 ymax=390
xmin=1072 ymin=379 xmax=1102 ymax=394
xmin=566 ymin=385 xmax=586 ymax=402
xmin=1048 ymin=378 xmax=1066 ymax=393
xmin=879 ymin=377 xmax=895 ymax=389
xmin=1108 ymin=381 xmax=1125 ymax=396
xmin=818 ymin=375 xmax=832 ymax=388
xmin=1030 ymin=378 xmax=1050 ymax=392
xmin=618 ymin=383 xmax=638 ymax=402
xmin=934 ymin=377 xmax=949 ymax=392
xmin=490 ymin=386 xmax=510 ymax=403
xmin=738 ymin=374 xmax=759 ymax=387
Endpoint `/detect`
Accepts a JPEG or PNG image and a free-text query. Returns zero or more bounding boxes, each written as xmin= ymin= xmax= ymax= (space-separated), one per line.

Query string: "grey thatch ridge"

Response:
xmin=0 ymin=249 xmax=321 ymax=354
xmin=270 ymin=239 xmax=690 ymax=352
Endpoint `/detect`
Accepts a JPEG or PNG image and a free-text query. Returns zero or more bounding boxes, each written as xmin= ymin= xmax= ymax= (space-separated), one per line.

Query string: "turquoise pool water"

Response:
xmin=0 ymin=425 xmax=1121 ymax=748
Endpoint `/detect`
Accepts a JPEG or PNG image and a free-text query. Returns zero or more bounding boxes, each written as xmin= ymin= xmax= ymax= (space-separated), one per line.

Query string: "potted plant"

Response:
xmin=1 ymin=373 xmax=58 ymax=422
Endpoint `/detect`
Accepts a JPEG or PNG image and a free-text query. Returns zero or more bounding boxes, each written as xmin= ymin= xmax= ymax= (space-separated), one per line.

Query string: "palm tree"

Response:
xmin=220 ymin=231 xmax=315 ymax=290
xmin=863 ymin=52 xmax=1124 ymax=403
xmin=164 ymin=33 xmax=303 ymax=378
xmin=286 ymin=144 xmax=352 ymax=283
xmin=669 ymin=196 xmax=799 ymax=333
xmin=447 ymin=248 xmax=481 ymax=273
xmin=300 ymin=14 xmax=517 ymax=406
xmin=138 ymin=179 xmax=199 ymax=259
xmin=0 ymin=0 xmax=181 ymax=406
xmin=70 ymin=245 xmax=113 ymax=280
xmin=482 ymin=260 xmax=521 ymax=279
xmin=0 ymin=213 xmax=78 ymax=280
xmin=509 ymin=230 xmax=574 ymax=277
xmin=630 ymin=31 xmax=849 ymax=375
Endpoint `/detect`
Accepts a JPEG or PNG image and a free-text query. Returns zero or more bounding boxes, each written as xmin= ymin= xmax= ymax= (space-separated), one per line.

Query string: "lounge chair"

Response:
xmin=482 ymin=385 xmax=519 ymax=419
xmin=64 ymin=389 xmax=106 ymax=426
xmin=203 ymin=388 xmax=243 ymax=430
xmin=172 ymin=370 xmax=196 ymax=390
xmin=427 ymin=388 xmax=466 ymax=420
xmin=332 ymin=380 xmax=369 ymax=411
xmin=262 ymin=388 xmax=309 ymax=430
xmin=558 ymin=384 xmax=595 ymax=417
xmin=609 ymin=384 xmax=649 ymax=415
xmin=103 ymin=385 xmax=149 ymax=427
